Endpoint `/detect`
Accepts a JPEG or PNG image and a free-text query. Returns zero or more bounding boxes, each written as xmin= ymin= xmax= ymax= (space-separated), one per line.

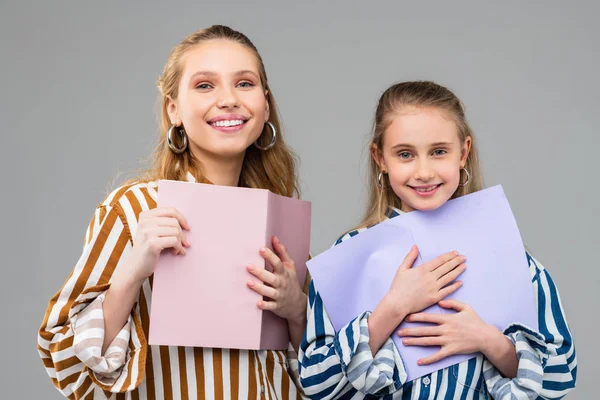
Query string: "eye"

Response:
xmin=432 ymin=149 xmax=447 ymax=156
xmin=195 ymin=82 xmax=213 ymax=90
xmin=237 ymin=81 xmax=255 ymax=88
xmin=397 ymin=151 xmax=413 ymax=159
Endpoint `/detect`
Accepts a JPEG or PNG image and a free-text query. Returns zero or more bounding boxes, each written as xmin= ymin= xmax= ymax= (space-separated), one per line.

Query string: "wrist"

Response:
xmin=287 ymin=293 xmax=307 ymax=327
xmin=479 ymin=323 xmax=508 ymax=356
xmin=111 ymin=268 xmax=145 ymax=295
xmin=381 ymin=293 xmax=410 ymax=322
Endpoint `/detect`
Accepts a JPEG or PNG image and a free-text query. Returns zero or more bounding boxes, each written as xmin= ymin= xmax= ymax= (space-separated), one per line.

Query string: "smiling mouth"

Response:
xmin=209 ymin=119 xmax=246 ymax=128
xmin=408 ymin=183 xmax=443 ymax=194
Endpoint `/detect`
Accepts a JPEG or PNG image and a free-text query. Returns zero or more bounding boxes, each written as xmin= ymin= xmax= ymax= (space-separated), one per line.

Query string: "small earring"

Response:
xmin=458 ymin=167 xmax=471 ymax=187
xmin=377 ymin=171 xmax=389 ymax=189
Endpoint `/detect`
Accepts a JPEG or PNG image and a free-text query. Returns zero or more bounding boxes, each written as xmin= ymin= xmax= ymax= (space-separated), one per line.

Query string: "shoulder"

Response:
xmin=95 ymin=181 xmax=159 ymax=225
xmin=332 ymin=226 xmax=369 ymax=247
xmin=525 ymin=251 xmax=549 ymax=284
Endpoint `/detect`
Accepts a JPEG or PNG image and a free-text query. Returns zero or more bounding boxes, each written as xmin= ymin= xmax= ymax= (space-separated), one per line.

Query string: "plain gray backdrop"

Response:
xmin=1 ymin=1 xmax=597 ymax=398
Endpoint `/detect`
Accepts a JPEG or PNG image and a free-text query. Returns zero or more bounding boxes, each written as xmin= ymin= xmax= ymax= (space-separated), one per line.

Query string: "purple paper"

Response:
xmin=307 ymin=185 xmax=537 ymax=382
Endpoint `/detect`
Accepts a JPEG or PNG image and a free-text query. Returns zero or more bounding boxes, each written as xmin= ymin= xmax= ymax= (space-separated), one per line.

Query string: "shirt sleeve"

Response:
xmin=483 ymin=253 xmax=577 ymax=399
xmin=37 ymin=202 xmax=148 ymax=398
xmin=297 ymin=281 xmax=406 ymax=399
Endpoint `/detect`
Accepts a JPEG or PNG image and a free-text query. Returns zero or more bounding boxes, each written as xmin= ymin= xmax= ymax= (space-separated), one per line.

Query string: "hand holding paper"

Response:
xmin=307 ymin=185 xmax=537 ymax=381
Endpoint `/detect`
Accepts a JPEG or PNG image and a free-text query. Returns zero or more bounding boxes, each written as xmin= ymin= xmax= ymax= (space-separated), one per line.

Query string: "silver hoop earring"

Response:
xmin=458 ymin=167 xmax=471 ymax=187
xmin=167 ymin=124 xmax=188 ymax=154
xmin=254 ymin=121 xmax=277 ymax=151
xmin=377 ymin=171 xmax=389 ymax=189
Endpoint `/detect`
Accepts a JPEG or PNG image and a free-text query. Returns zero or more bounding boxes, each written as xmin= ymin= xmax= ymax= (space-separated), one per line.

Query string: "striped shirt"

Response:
xmin=298 ymin=209 xmax=577 ymax=399
xmin=38 ymin=173 xmax=305 ymax=399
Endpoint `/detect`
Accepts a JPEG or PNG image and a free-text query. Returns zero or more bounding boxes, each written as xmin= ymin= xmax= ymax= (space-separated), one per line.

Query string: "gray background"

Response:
xmin=1 ymin=1 xmax=597 ymax=398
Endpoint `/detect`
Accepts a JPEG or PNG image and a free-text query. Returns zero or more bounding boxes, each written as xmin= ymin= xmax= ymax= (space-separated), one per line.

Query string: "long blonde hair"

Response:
xmin=135 ymin=25 xmax=298 ymax=198
xmin=359 ymin=81 xmax=484 ymax=229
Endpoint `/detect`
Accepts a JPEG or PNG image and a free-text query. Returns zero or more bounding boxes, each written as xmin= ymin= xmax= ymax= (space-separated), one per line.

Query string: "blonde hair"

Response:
xmin=135 ymin=25 xmax=298 ymax=198
xmin=358 ymin=80 xmax=484 ymax=229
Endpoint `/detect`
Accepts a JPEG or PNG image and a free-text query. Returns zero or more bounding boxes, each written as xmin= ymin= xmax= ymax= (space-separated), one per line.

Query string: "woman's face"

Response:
xmin=168 ymin=39 xmax=269 ymax=161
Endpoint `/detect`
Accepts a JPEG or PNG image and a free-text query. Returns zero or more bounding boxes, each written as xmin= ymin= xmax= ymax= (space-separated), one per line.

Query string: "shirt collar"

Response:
xmin=387 ymin=207 xmax=404 ymax=219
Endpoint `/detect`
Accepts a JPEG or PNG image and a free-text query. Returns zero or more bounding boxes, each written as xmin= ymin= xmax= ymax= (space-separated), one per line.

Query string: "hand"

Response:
xmin=123 ymin=207 xmax=191 ymax=284
xmin=386 ymin=246 xmax=466 ymax=318
xmin=246 ymin=236 xmax=306 ymax=324
xmin=397 ymin=299 xmax=493 ymax=365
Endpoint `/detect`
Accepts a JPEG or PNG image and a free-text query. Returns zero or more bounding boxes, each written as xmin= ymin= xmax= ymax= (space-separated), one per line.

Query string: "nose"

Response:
xmin=217 ymin=86 xmax=240 ymax=109
xmin=413 ymin=159 xmax=435 ymax=182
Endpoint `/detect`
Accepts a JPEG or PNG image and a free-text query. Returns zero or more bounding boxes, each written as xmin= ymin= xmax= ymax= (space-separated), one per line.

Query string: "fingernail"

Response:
xmin=260 ymin=247 xmax=267 ymax=252
xmin=273 ymin=236 xmax=279 ymax=242
xmin=246 ymin=264 xmax=254 ymax=271
xmin=453 ymin=251 xmax=459 ymax=256
xmin=247 ymin=280 xmax=254 ymax=287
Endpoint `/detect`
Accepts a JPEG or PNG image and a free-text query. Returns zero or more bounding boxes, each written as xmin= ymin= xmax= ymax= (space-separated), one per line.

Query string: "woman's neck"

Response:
xmin=194 ymin=151 xmax=245 ymax=187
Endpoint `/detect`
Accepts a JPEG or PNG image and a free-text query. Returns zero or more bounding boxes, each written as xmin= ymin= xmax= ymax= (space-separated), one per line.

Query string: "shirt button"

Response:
xmin=260 ymin=385 xmax=265 ymax=394
xmin=423 ymin=376 xmax=431 ymax=386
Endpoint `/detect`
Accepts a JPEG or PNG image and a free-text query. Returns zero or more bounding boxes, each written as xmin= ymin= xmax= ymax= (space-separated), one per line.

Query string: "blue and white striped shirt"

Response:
xmin=298 ymin=209 xmax=577 ymax=399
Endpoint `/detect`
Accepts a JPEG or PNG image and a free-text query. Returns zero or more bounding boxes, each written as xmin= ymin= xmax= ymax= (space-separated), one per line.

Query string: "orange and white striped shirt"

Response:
xmin=38 ymin=173 xmax=306 ymax=399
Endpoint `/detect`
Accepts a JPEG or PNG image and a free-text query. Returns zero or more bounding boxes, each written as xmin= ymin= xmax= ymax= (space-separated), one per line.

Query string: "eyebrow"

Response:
xmin=391 ymin=141 xmax=454 ymax=150
xmin=190 ymin=70 xmax=260 ymax=80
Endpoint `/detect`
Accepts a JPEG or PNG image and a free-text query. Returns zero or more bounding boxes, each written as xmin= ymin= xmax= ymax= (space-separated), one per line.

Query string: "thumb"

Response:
xmin=399 ymin=245 xmax=419 ymax=271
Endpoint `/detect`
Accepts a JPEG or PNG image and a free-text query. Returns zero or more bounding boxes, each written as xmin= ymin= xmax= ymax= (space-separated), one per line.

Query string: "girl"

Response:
xmin=38 ymin=25 xmax=308 ymax=399
xmin=298 ymin=81 xmax=577 ymax=399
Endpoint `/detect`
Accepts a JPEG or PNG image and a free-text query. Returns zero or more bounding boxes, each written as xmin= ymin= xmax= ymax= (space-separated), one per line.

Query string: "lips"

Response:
xmin=408 ymin=183 xmax=443 ymax=196
xmin=207 ymin=114 xmax=249 ymax=132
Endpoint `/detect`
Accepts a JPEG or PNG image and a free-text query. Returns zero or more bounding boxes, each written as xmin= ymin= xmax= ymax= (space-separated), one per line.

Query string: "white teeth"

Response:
xmin=212 ymin=119 xmax=244 ymax=127
xmin=415 ymin=185 xmax=439 ymax=192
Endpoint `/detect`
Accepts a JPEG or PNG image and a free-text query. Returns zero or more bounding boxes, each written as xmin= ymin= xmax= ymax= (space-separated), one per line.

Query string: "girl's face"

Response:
xmin=373 ymin=106 xmax=471 ymax=213
xmin=167 ymin=39 xmax=269 ymax=161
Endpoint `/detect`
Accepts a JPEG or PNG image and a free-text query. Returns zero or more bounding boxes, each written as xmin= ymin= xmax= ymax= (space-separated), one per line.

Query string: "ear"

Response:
xmin=460 ymin=136 xmax=472 ymax=168
xmin=371 ymin=143 xmax=388 ymax=172
xmin=264 ymin=90 xmax=270 ymax=121
xmin=166 ymin=96 xmax=180 ymax=126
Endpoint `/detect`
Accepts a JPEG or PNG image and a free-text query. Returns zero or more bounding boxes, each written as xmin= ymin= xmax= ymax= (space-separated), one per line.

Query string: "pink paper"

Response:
xmin=148 ymin=180 xmax=311 ymax=350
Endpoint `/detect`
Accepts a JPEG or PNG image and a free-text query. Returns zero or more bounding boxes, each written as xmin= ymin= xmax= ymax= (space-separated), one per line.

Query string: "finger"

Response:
xmin=426 ymin=251 xmax=460 ymax=272
xmin=399 ymin=245 xmax=419 ymax=271
xmin=246 ymin=264 xmax=277 ymax=286
xmin=402 ymin=336 xmax=442 ymax=347
xmin=152 ymin=226 xmax=188 ymax=247
xmin=424 ymin=251 xmax=460 ymax=271
xmin=272 ymin=236 xmax=293 ymax=264
xmin=153 ymin=236 xmax=186 ymax=255
xmin=434 ymin=255 xmax=466 ymax=278
xmin=418 ymin=348 xmax=451 ymax=365
xmin=397 ymin=326 xmax=441 ymax=337
xmin=151 ymin=207 xmax=190 ymax=230
xmin=405 ymin=313 xmax=446 ymax=324
xmin=438 ymin=281 xmax=463 ymax=299
xmin=260 ymin=247 xmax=284 ymax=274
xmin=247 ymin=280 xmax=278 ymax=299
xmin=257 ymin=299 xmax=278 ymax=311
xmin=437 ymin=263 xmax=466 ymax=287
xmin=438 ymin=299 xmax=467 ymax=311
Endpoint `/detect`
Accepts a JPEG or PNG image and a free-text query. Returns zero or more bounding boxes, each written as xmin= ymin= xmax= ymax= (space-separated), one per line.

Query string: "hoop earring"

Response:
xmin=167 ymin=124 xmax=188 ymax=154
xmin=254 ymin=121 xmax=277 ymax=151
xmin=377 ymin=171 xmax=389 ymax=189
xmin=458 ymin=167 xmax=471 ymax=187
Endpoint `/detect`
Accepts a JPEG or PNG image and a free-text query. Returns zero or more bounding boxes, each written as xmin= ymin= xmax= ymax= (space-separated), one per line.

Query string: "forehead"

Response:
xmin=384 ymin=106 xmax=459 ymax=146
xmin=180 ymin=39 xmax=260 ymax=78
